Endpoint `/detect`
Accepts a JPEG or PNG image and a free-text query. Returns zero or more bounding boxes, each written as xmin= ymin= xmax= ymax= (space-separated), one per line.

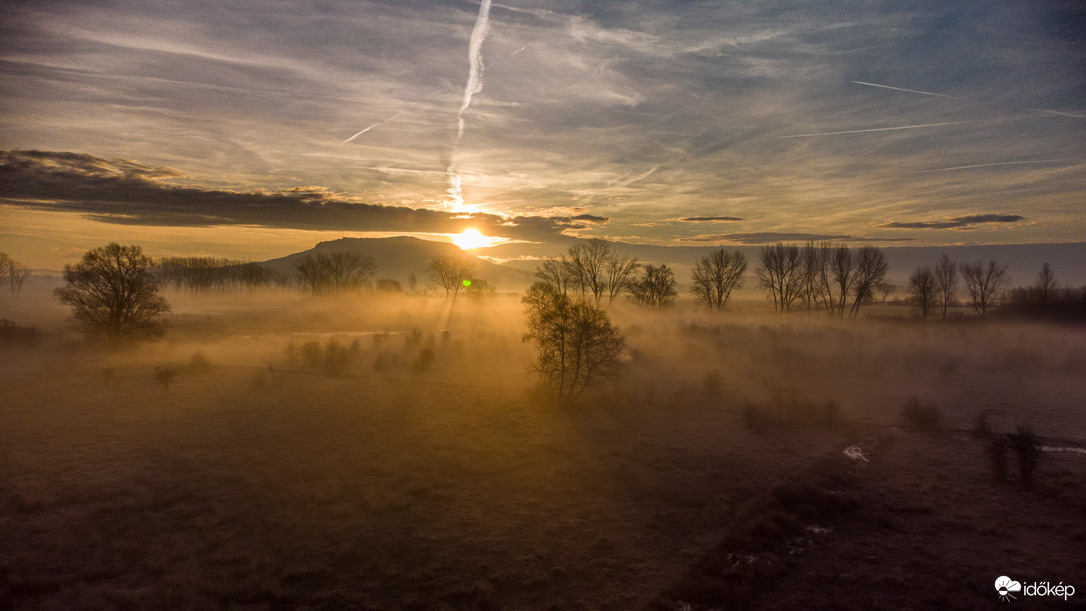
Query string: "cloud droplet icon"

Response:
xmin=995 ymin=576 xmax=1022 ymax=601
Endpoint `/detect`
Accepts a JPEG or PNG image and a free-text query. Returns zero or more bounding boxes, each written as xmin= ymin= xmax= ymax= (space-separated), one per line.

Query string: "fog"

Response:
xmin=2 ymin=282 xmax=1085 ymax=608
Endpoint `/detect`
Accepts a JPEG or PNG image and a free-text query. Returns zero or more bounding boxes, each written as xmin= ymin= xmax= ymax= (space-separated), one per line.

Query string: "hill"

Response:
xmin=259 ymin=236 xmax=536 ymax=291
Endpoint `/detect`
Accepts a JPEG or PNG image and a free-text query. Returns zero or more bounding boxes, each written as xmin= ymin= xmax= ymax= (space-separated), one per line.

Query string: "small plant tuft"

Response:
xmin=152 ymin=365 xmax=178 ymax=394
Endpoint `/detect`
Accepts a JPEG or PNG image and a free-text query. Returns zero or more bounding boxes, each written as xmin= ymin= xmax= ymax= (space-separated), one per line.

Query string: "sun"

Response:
xmin=450 ymin=228 xmax=499 ymax=250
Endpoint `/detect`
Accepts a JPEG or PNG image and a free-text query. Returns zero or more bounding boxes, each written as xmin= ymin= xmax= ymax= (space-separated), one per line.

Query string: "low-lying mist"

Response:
xmin=2 ymin=284 xmax=1084 ymax=608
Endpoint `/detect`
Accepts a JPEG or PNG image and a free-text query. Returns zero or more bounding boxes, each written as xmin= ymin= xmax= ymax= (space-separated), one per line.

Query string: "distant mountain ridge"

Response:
xmin=258 ymin=236 xmax=536 ymax=290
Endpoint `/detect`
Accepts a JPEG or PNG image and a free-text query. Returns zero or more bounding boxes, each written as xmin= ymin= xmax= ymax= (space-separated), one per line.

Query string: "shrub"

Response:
xmin=301 ymin=340 xmax=324 ymax=367
xmin=902 ymin=396 xmax=941 ymax=432
xmin=152 ymin=365 xmax=178 ymax=394
xmin=971 ymin=410 xmax=993 ymax=439
xmin=187 ymin=349 xmax=213 ymax=374
xmin=324 ymin=339 xmax=352 ymax=376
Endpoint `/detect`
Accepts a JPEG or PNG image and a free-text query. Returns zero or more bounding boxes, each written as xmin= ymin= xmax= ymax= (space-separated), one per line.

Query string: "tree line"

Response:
xmin=156 ymin=257 xmax=290 ymax=293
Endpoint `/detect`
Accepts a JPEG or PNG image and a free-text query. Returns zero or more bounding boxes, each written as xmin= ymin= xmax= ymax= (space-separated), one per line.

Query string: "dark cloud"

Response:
xmin=679 ymin=216 xmax=744 ymax=222
xmin=881 ymin=214 xmax=1026 ymax=230
xmin=570 ymin=214 xmax=610 ymax=223
xmin=679 ymin=232 xmax=915 ymax=244
xmin=0 ymin=150 xmax=572 ymax=242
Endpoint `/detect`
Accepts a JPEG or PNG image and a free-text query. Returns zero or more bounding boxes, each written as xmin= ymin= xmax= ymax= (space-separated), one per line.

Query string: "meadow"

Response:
xmin=2 ymin=286 xmax=1085 ymax=609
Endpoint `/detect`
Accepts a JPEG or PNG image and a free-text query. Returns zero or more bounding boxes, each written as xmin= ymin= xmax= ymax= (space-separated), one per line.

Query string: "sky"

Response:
xmin=1 ymin=0 xmax=1084 ymax=269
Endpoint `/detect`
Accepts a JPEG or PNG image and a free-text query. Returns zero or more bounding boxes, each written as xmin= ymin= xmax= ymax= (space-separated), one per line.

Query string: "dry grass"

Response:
xmin=1 ymin=288 xmax=1085 ymax=608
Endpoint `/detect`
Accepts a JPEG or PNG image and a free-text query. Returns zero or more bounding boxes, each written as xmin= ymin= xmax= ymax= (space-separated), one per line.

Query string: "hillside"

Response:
xmin=259 ymin=236 xmax=536 ymax=291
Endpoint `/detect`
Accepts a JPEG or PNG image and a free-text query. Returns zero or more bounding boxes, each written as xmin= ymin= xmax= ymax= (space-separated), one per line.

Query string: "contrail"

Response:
xmin=851 ymin=80 xmax=967 ymax=101
xmin=853 ymin=80 xmax=1083 ymax=119
xmin=780 ymin=121 xmax=971 ymax=138
xmin=457 ymin=0 xmax=492 ymax=139
xmin=447 ymin=0 xmax=493 ymax=211
xmin=924 ymin=160 xmax=1067 ymax=172
xmin=341 ymin=112 xmax=403 ymax=145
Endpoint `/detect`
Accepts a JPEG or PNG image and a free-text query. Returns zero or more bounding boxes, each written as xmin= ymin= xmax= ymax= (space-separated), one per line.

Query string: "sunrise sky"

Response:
xmin=1 ymin=0 xmax=1084 ymax=269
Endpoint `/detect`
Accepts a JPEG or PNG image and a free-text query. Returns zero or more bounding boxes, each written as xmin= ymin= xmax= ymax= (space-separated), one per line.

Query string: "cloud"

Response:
xmin=679 ymin=232 xmax=914 ymax=244
xmin=679 ymin=216 xmax=744 ymax=222
xmin=0 ymin=150 xmax=575 ymax=242
xmin=881 ymin=214 xmax=1026 ymax=230
xmin=571 ymin=214 xmax=609 ymax=223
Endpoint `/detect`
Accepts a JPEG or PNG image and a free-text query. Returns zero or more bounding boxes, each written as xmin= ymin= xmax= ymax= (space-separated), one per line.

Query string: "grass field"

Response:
xmin=2 ymin=288 xmax=1085 ymax=609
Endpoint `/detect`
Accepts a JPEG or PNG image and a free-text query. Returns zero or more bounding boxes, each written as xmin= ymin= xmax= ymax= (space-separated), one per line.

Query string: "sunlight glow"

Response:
xmin=450 ymin=228 xmax=500 ymax=250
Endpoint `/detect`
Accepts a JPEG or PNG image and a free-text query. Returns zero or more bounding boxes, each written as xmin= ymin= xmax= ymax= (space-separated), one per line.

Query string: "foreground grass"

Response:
xmin=1 ymin=296 xmax=1085 ymax=608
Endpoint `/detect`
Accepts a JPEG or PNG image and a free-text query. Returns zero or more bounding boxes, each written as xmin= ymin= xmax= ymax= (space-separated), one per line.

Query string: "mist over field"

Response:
xmin=2 ymin=257 xmax=1085 ymax=609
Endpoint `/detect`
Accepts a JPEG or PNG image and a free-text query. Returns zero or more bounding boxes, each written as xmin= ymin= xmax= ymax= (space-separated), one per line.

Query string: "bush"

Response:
xmin=971 ymin=410 xmax=993 ymax=439
xmin=301 ymin=340 xmax=324 ymax=367
xmin=324 ymin=339 xmax=352 ymax=376
xmin=187 ymin=350 xmax=213 ymax=374
xmin=152 ymin=365 xmax=178 ymax=394
xmin=902 ymin=396 xmax=941 ymax=432
xmin=412 ymin=348 xmax=435 ymax=373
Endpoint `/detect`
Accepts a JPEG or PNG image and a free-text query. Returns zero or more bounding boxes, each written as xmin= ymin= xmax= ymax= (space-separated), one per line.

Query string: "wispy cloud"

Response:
xmin=679 ymin=216 xmax=744 ymax=222
xmin=881 ymin=214 xmax=1026 ymax=230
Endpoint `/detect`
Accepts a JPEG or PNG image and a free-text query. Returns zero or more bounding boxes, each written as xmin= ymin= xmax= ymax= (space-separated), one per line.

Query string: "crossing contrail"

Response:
xmin=780 ymin=121 xmax=971 ymax=138
xmin=924 ymin=160 xmax=1067 ymax=172
xmin=447 ymin=0 xmax=493 ymax=211
xmin=341 ymin=112 xmax=403 ymax=144
xmin=851 ymin=80 xmax=968 ymax=101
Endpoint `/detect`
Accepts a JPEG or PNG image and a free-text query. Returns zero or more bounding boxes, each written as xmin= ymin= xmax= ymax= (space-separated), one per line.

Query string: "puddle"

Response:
xmin=1041 ymin=446 xmax=1086 ymax=454
xmin=842 ymin=446 xmax=868 ymax=463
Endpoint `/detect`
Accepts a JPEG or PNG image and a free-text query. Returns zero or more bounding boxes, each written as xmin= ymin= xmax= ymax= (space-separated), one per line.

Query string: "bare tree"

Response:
xmin=961 ymin=260 xmax=1009 ymax=317
xmin=1036 ymin=262 xmax=1057 ymax=304
xmin=756 ymin=243 xmax=803 ymax=311
xmin=565 ymin=239 xmax=610 ymax=304
xmin=604 ymin=248 xmax=639 ymax=305
xmin=429 ymin=255 xmax=475 ymax=302
xmin=934 ymin=254 xmax=958 ymax=319
xmin=849 ymin=246 xmax=890 ymax=318
xmin=828 ymin=245 xmax=855 ymax=317
xmin=8 ymin=263 xmax=31 ymax=296
xmin=536 ymin=256 xmax=574 ymax=296
xmin=294 ymin=252 xmax=377 ymax=295
xmin=908 ymin=265 xmax=938 ymax=321
xmin=54 ymin=243 xmax=171 ymax=342
xmin=522 ymin=282 xmax=625 ymax=400
xmin=628 ymin=264 xmax=677 ymax=308
xmin=0 ymin=252 xmax=10 ymax=293
xmin=690 ymin=248 xmax=747 ymax=311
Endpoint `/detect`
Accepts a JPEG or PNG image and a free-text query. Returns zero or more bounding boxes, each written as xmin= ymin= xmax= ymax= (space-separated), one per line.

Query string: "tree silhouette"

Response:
xmin=934 ymin=254 xmax=958 ymax=319
xmin=429 ymin=255 xmax=475 ymax=302
xmin=960 ymin=260 xmax=1009 ymax=317
xmin=628 ymin=264 xmax=677 ymax=308
xmin=848 ymin=246 xmax=890 ymax=318
xmin=756 ymin=243 xmax=803 ymax=312
xmin=690 ymin=248 xmax=747 ymax=311
xmin=522 ymin=282 xmax=625 ymax=399
xmin=294 ymin=252 xmax=377 ymax=295
xmin=908 ymin=265 xmax=937 ymax=321
xmin=1036 ymin=262 xmax=1057 ymax=304
xmin=54 ymin=243 xmax=170 ymax=342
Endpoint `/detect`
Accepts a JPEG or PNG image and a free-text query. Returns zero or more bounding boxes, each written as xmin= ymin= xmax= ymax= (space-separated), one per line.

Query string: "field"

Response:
xmin=2 ymin=287 xmax=1086 ymax=609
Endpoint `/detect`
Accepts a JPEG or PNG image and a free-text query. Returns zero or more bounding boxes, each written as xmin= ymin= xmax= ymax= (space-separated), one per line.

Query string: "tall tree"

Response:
xmin=756 ymin=243 xmax=802 ymax=312
xmin=849 ymin=246 xmax=890 ymax=318
xmin=934 ymin=254 xmax=958 ymax=319
xmin=1036 ymin=262 xmax=1057 ymax=304
xmin=908 ymin=265 xmax=937 ymax=321
xmin=690 ymin=248 xmax=747 ymax=311
xmin=54 ymin=243 xmax=170 ymax=342
xmin=429 ymin=255 xmax=475 ymax=302
xmin=628 ymin=264 xmax=677 ymax=308
xmin=961 ymin=260 xmax=1010 ymax=317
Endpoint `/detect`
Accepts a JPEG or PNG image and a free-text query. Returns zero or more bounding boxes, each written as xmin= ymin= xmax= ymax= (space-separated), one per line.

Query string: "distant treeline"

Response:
xmin=156 ymin=257 xmax=289 ymax=292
